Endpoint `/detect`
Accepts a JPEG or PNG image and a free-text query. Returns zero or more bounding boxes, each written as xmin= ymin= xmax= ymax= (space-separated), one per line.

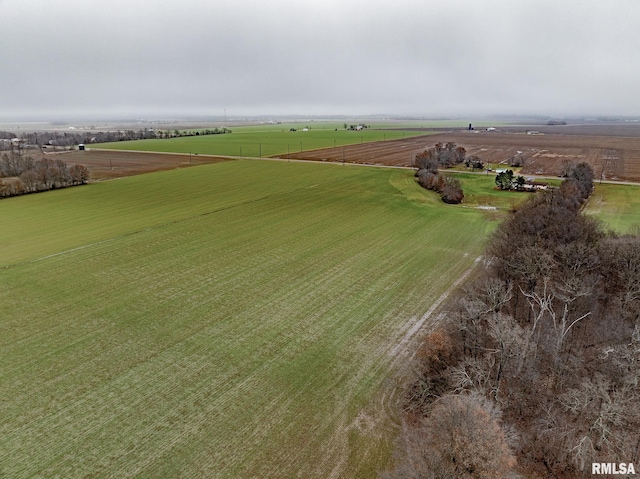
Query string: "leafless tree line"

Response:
xmin=0 ymin=128 xmax=233 ymax=150
xmin=414 ymin=143 xmax=466 ymax=204
xmin=415 ymin=142 xmax=467 ymax=170
xmin=0 ymin=153 xmax=89 ymax=198
xmin=385 ymin=164 xmax=640 ymax=478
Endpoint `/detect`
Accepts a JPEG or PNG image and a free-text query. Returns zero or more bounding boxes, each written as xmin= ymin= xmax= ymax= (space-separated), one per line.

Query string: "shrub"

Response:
xmin=441 ymin=176 xmax=464 ymax=204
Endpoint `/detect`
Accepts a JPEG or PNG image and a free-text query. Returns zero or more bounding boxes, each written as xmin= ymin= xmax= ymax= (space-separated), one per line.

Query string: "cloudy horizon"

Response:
xmin=1 ymin=0 xmax=639 ymax=121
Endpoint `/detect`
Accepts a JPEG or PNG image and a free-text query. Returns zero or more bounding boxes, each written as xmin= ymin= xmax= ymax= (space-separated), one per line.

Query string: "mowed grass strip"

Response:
xmin=93 ymin=125 xmax=426 ymax=158
xmin=1 ymin=161 xmax=497 ymax=478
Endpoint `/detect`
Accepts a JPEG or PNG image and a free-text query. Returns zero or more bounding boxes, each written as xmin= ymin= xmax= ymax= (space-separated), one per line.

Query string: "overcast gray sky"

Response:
xmin=1 ymin=0 xmax=638 ymax=120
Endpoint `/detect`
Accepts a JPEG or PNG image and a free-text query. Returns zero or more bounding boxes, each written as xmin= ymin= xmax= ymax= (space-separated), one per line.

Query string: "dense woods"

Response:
xmin=0 ymin=153 xmax=89 ymax=198
xmin=387 ymin=164 xmax=640 ymax=478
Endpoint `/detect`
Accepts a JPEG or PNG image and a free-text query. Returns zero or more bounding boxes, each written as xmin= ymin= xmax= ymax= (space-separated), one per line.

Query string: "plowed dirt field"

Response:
xmin=283 ymin=126 xmax=640 ymax=182
xmin=39 ymin=149 xmax=230 ymax=180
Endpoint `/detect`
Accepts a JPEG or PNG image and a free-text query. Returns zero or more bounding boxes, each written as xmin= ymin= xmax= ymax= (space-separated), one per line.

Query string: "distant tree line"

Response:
xmin=414 ymin=143 xmax=466 ymax=204
xmin=385 ymin=164 xmax=640 ymax=478
xmin=0 ymin=153 xmax=89 ymax=198
xmin=415 ymin=142 xmax=467 ymax=169
xmin=0 ymin=128 xmax=232 ymax=149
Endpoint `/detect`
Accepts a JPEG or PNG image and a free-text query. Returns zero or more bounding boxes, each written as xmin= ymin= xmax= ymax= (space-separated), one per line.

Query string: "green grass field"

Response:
xmin=585 ymin=182 xmax=640 ymax=234
xmin=1 ymin=160 xmax=501 ymax=478
xmin=451 ymin=172 xmax=525 ymax=209
xmin=93 ymin=124 xmax=427 ymax=158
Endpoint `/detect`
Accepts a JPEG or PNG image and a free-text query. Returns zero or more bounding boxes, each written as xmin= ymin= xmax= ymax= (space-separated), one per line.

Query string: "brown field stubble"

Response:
xmin=38 ymin=150 xmax=230 ymax=180
xmin=284 ymin=125 xmax=640 ymax=182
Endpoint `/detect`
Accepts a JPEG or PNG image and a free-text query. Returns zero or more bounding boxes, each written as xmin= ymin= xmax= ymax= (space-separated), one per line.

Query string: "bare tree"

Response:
xmin=560 ymin=375 xmax=638 ymax=470
xmin=385 ymin=394 xmax=517 ymax=479
xmin=560 ymin=158 xmax=575 ymax=177
xmin=69 ymin=164 xmax=90 ymax=185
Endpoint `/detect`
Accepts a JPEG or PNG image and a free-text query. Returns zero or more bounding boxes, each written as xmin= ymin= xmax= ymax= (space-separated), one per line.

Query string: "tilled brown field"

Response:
xmin=273 ymin=135 xmax=436 ymax=168
xmin=283 ymin=126 xmax=640 ymax=182
xmin=37 ymin=149 xmax=230 ymax=180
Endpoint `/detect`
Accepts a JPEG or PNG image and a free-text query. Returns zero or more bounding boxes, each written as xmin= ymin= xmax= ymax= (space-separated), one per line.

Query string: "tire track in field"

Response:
xmin=388 ymin=255 xmax=483 ymax=361
xmin=323 ymin=254 xmax=484 ymax=479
